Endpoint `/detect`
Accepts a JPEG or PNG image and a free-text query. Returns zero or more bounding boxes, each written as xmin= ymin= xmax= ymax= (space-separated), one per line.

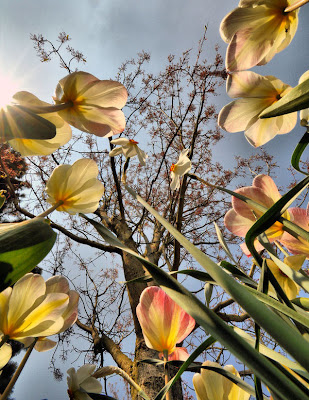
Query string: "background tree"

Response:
xmin=4 ymin=31 xmax=279 ymax=399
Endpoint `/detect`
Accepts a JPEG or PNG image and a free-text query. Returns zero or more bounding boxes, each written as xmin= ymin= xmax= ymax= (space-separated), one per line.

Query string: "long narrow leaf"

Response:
xmin=83 ymin=213 xmax=309 ymax=400
xmin=233 ymin=327 xmax=309 ymax=380
xmin=124 ymin=187 xmax=309 ymax=374
xmin=214 ymin=222 xmax=237 ymax=264
xmin=291 ymin=130 xmax=309 ymax=174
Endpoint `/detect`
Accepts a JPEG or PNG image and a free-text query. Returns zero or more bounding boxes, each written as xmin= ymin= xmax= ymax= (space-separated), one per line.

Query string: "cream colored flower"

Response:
xmin=218 ymin=71 xmax=297 ymax=147
xmin=193 ymin=361 xmax=250 ymax=400
xmin=109 ymin=137 xmax=147 ymax=166
xmin=267 ymin=255 xmax=305 ymax=299
xmin=0 ymin=341 xmax=12 ymax=369
xmin=21 ymin=275 xmax=79 ymax=352
xmin=45 ymin=158 xmax=104 ymax=215
xmin=220 ymin=0 xmax=299 ymax=71
xmin=53 ymin=71 xmax=128 ymax=137
xmin=67 ymin=364 xmax=102 ymax=400
xmin=170 ymin=149 xmax=192 ymax=191
xmin=299 ymin=70 xmax=309 ymax=127
xmin=0 ymin=273 xmax=70 ymax=341
xmin=9 ymin=91 xmax=71 ymax=156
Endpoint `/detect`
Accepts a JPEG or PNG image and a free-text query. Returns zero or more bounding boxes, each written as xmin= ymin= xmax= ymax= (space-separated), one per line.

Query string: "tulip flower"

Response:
xmin=266 ymin=255 xmax=305 ymax=299
xmin=224 ymin=174 xmax=290 ymax=255
xmin=0 ymin=273 xmax=71 ymax=341
xmin=9 ymin=91 xmax=72 ymax=156
xmin=136 ymin=286 xmax=195 ymax=359
xmin=193 ymin=361 xmax=250 ymax=400
xmin=109 ymin=137 xmax=148 ymax=166
xmin=280 ymin=208 xmax=309 ymax=257
xmin=0 ymin=341 xmax=12 ymax=369
xmin=220 ymin=0 xmax=299 ymax=71
xmin=45 ymin=158 xmax=105 ymax=215
xmin=218 ymin=71 xmax=297 ymax=147
xmin=21 ymin=275 xmax=79 ymax=352
xmin=53 ymin=71 xmax=128 ymax=137
xmin=299 ymin=71 xmax=309 ymax=127
xmin=170 ymin=149 xmax=192 ymax=191
xmin=67 ymin=364 xmax=102 ymax=400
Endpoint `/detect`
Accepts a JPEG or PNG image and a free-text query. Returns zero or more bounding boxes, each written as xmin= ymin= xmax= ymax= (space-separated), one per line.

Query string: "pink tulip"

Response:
xmin=280 ymin=208 xmax=309 ymax=257
xmin=136 ymin=287 xmax=195 ymax=359
xmin=224 ymin=175 xmax=289 ymax=255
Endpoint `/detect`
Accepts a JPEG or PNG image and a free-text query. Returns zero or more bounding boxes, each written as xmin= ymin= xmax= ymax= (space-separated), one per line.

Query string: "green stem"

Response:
xmin=285 ymin=0 xmax=309 ymax=13
xmin=0 ymin=339 xmax=37 ymax=400
xmin=163 ymin=350 xmax=170 ymax=400
xmin=36 ymin=200 xmax=64 ymax=218
xmin=93 ymin=366 xmax=150 ymax=400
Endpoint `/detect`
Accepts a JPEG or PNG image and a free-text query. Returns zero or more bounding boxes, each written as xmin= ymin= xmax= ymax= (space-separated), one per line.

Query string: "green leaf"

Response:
xmin=266 ymin=252 xmax=309 ymax=294
xmin=245 ymin=175 xmax=309 ymax=261
xmin=83 ymin=212 xmax=309 ymax=400
xmin=0 ymin=218 xmax=57 ymax=290
xmin=291 ymin=130 xmax=309 ymax=174
xmin=214 ymin=222 xmax=237 ymax=264
xmin=0 ymin=105 xmax=56 ymax=141
xmin=233 ymin=327 xmax=309 ymax=380
xmin=155 ymin=336 xmax=217 ymax=400
xmin=245 ymin=287 xmax=309 ymax=330
xmin=293 ymin=298 xmax=309 ymax=311
xmin=219 ymin=261 xmax=257 ymax=287
xmin=260 ymin=77 xmax=309 ymax=118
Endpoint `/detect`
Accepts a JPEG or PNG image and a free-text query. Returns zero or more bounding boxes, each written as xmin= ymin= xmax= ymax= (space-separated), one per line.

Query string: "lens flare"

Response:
xmin=0 ymin=73 xmax=19 ymax=110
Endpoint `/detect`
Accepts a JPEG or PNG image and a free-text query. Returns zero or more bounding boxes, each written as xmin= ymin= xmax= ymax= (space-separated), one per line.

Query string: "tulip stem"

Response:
xmin=0 ymin=339 xmax=37 ymax=400
xmin=274 ymin=240 xmax=289 ymax=257
xmin=93 ymin=366 xmax=150 ymax=400
xmin=36 ymin=201 xmax=64 ymax=218
xmin=163 ymin=350 xmax=171 ymax=400
xmin=284 ymin=0 xmax=309 ymax=12
xmin=0 ymin=335 xmax=9 ymax=349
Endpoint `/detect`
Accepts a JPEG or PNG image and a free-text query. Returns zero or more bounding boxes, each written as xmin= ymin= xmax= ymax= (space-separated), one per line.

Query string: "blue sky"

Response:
xmin=2 ymin=0 xmax=309 ymax=399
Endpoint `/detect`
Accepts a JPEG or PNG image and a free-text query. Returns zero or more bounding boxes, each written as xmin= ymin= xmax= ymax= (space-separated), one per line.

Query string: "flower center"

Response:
xmin=129 ymin=139 xmax=139 ymax=145
xmin=170 ymin=164 xmax=176 ymax=172
xmin=279 ymin=269 xmax=288 ymax=278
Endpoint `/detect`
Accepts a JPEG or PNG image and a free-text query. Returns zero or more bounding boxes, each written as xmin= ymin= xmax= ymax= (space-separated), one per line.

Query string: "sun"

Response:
xmin=0 ymin=73 xmax=19 ymax=110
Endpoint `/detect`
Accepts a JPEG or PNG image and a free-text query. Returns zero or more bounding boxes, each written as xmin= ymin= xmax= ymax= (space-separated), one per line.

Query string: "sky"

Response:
xmin=1 ymin=0 xmax=309 ymax=399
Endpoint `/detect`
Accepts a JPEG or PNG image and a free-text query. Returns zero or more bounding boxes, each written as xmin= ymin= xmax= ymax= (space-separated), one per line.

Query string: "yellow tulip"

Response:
xmin=9 ymin=91 xmax=71 ymax=156
xmin=193 ymin=361 xmax=250 ymax=400
xmin=267 ymin=255 xmax=305 ymax=299
xmin=0 ymin=273 xmax=70 ymax=341
xmin=45 ymin=158 xmax=105 ymax=215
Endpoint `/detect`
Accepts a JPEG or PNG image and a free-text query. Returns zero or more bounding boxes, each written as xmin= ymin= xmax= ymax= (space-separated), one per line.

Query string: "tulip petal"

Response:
xmin=78 ymin=79 xmax=128 ymax=109
xmin=76 ymin=364 xmax=97 ymax=383
xmin=0 ymin=342 xmax=12 ymax=369
xmin=6 ymin=274 xmax=46 ymax=333
xmin=58 ymin=107 xmax=126 ymax=137
xmin=34 ymin=338 xmax=57 ymax=352
xmin=136 ymin=287 xmax=195 ymax=354
xmin=218 ymin=98 xmax=268 ymax=133
xmin=80 ymin=377 xmax=102 ymax=394
xmin=280 ymin=208 xmax=309 ymax=256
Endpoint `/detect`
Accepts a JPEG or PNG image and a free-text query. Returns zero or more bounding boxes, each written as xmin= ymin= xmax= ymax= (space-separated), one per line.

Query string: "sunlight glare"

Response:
xmin=0 ymin=73 xmax=19 ymax=110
